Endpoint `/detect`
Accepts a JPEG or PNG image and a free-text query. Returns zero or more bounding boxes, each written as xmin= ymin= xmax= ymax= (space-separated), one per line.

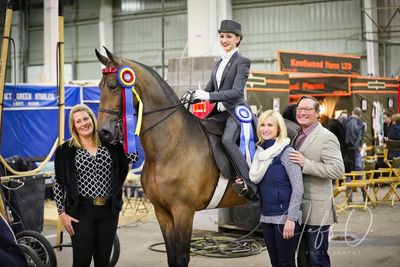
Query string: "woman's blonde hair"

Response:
xmin=256 ymin=110 xmax=287 ymax=144
xmin=68 ymin=104 xmax=101 ymax=148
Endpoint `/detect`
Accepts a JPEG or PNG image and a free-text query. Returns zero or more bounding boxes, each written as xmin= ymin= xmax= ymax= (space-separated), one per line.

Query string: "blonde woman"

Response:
xmin=249 ymin=110 xmax=303 ymax=267
xmin=54 ymin=104 xmax=137 ymax=267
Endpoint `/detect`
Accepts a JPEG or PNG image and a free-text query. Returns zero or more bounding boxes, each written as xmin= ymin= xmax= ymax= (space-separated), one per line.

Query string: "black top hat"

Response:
xmin=218 ymin=19 xmax=243 ymax=40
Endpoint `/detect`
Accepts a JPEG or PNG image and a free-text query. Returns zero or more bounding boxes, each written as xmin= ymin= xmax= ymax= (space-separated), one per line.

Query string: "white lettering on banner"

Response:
xmin=4 ymin=93 xmax=12 ymax=100
xmin=27 ymin=102 xmax=40 ymax=106
xmin=16 ymin=93 xmax=32 ymax=100
xmin=35 ymin=93 xmax=55 ymax=100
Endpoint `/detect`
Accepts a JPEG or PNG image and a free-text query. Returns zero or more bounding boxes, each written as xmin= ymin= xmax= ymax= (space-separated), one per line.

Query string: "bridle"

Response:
xmin=99 ymin=66 xmax=195 ymax=136
xmin=99 ymin=102 xmax=186 ymax=135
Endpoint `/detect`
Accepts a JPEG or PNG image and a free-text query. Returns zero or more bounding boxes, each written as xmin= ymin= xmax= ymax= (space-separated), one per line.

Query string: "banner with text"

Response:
xmin=289 ymin=76 xmax=350 ymax=96
xmin=278 ymin=50 xmax=360 ymax=76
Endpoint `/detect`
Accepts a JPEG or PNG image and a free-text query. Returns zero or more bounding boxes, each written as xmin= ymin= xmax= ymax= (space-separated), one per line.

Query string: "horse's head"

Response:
xmin=96 ymin=48 xmax=185 ymax=147
xmin=95 ymin=47 xmax=130 ymax=143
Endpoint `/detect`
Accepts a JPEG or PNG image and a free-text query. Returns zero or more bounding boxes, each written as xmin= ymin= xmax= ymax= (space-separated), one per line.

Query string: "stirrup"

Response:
xmin=236 ymin=178 xmax=249 ymax=196
xmin=238 ymin=187 xmax=249 ymax=197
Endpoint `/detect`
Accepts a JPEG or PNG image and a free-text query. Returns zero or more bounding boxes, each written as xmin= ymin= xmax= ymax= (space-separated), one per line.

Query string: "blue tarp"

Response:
xmin=1 ymin=84 xmax=144 ymax=168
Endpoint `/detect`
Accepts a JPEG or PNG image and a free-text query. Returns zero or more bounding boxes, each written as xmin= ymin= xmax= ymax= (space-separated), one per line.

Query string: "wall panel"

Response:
xmin=234 ymin=0 xmax=365 ymax=73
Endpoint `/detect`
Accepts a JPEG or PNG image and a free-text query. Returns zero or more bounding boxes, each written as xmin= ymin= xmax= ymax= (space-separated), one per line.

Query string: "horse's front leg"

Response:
xmin=171 ymin=206 xmax=195 ymax=267
xmin=154 ymin=205 xmax=177 ymax=267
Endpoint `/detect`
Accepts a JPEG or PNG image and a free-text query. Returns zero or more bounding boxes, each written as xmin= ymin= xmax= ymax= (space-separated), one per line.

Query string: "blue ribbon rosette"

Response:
xmin=234 ymin=105 xmax=256 ymax=166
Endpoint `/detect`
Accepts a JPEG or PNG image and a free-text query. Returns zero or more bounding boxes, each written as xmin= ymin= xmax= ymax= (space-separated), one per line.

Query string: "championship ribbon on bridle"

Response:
xmin=117 ymin=66 xmax=137 ymax=153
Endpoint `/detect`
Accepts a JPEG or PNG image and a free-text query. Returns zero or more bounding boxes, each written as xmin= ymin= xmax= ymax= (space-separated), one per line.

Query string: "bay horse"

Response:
xmin=95 ymin=48 xmax=247 ymax=267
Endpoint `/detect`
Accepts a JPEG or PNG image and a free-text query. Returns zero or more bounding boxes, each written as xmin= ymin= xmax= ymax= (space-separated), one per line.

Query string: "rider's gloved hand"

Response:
xmin=217 ymin=102 xmax=226 ymax=112
xmin=193 ymin=90 xmax=210 ymax=101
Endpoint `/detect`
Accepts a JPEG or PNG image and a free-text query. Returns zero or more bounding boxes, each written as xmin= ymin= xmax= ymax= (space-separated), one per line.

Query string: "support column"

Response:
xmin=363 ymin=0 xmax=380 ymax=76
xmin=187 ymin=0 xmax=232 ymax=57
xmin=185 ymin=0 xmax=236 ymax=232
xmin=43 ymin=0 xmax=58 ymax=83
xmin=10 ymin=11 xmax=24 ymax=83
xmin=99 ymin=0 xmax=113 ymax=54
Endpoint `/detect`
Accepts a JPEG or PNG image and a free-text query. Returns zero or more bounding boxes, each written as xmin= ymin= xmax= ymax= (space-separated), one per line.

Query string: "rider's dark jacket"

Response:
xmin=205 ymin=50 xmax=250 ymax=123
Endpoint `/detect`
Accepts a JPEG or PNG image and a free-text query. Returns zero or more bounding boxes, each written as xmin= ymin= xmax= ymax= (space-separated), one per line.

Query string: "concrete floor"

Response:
xmin=42 ymin=191 xmax=400 ymax=267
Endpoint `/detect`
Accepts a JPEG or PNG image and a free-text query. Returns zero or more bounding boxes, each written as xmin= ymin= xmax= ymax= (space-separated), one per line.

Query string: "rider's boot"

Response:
xmin=231 ymin=178 xmax=259 ymax=205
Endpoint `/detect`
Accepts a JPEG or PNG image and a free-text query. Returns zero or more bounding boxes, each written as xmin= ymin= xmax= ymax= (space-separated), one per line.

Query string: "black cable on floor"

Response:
xmin=148 ymin=222 xmax=265 ymax=258
xmin=190 ymin=235 xmax=264 ymax=258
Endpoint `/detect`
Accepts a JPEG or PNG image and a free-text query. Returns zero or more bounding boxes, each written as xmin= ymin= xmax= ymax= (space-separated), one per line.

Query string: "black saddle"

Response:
xmin=199 ymin=119 xmax=239 ymax=180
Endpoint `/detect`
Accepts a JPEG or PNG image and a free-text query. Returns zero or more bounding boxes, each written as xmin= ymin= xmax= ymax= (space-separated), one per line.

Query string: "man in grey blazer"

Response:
xmin=289 ymin=95 xmax=344 ymax=267
xmin=193 ymin=20 xmax=258 ymax=202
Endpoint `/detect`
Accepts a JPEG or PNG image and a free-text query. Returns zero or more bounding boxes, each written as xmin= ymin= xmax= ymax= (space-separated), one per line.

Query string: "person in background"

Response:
xmin=282 ymin=103 xmax=298 ymax=124
xmin=320 ymin=115 xmax=347 ymax=159
xmin=282 ymin=103 xmax=300 ymax=140
xmin=192 ymin=19 xmax=258 ymax=203
xmin=383 ymin=111 xmax=394 ymax=138
xmin=343 ymin=107 xmax=366 ymax=201
xmin=54 ymin=104 xmax=138 ymax=267
xmin=250 ymin=110 xmax=303 ymax=267
xmin=337 ymin=110 xmax=348 ymax=125
xmin=0 ymin=213 xmax=27 ymax=267
xmin=387 ymin=113 xmax=400 ymax=159
xmin=288 ymin=96 xmax=344 ymax=267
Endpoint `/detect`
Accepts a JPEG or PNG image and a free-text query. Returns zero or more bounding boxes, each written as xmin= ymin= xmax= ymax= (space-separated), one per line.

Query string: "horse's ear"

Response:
xmin=95 ymin=49 xmax=110 ymax=66
xmin=103 ymin=46 xmax=123 ymax=66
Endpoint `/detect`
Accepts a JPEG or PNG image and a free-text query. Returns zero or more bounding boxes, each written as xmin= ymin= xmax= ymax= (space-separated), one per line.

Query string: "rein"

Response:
xmin=98 ymin=91 xmax=192 ymax=135
xmin=138 ymin=92 xmax=194 ymax=133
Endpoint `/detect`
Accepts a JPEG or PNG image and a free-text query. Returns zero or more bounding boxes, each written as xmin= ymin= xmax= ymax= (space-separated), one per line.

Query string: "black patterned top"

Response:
xmin=54 ymin=145 xmax=138 ymax=214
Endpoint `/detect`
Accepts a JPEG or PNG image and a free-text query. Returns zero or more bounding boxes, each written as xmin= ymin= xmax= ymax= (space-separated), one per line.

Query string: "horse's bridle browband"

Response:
xmin=102 ymin=67 xmax=119 ymax=74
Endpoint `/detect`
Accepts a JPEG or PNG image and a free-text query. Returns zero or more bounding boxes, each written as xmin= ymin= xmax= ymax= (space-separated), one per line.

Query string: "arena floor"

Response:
xmin=42 ymin=190 xmax=400 ymax=267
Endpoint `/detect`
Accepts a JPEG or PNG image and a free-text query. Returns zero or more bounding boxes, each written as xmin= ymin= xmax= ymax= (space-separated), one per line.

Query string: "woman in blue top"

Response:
xmin=249 ymin=110 xmax=303 ymax=267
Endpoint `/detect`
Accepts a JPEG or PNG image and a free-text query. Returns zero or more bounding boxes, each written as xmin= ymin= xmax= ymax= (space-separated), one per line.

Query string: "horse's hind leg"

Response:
xmin=154 ymin=206 xmax=177 ymax=267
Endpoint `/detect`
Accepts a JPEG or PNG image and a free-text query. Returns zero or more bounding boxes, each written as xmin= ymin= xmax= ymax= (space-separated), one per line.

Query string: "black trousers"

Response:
xmin=71 ymin=202 xmax=119 ymax=267
xmin=297 ymin=225 xmax=331 ymax=267
xmin=261 ymin=222 xmax=300 ymax=267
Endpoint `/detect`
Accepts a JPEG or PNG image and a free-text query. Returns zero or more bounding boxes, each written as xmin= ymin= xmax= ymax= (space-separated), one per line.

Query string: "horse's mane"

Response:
xmin=129 ymin=59 xmax=181 ymax=103
xmin=127 ymin=58 xmax=202 ymax=130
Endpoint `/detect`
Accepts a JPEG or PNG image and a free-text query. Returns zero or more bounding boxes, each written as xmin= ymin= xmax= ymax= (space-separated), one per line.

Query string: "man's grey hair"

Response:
xmin=352 ymin=107 xmax=362 ymax=117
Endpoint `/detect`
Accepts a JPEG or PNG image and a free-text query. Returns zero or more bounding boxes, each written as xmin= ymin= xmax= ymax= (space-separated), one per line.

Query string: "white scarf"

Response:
xmin=249 ymin=137 xmax=291 ymax=184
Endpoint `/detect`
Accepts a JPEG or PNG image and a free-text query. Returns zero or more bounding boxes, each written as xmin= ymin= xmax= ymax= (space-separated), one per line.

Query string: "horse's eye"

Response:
xmin=107 ymin=81 xmax=119 ymax=91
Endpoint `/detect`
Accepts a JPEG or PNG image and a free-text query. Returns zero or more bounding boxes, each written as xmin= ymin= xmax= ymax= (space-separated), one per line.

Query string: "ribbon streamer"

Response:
xmin=235 ymin=105 xmax=256 ymax=166
xmin=117 ymin=66 xmax=138 ymax=153
xmin=121 ymin=88 xmax=137 ymax=153
xmin=131 ymin=87 xmax=143 ymax=135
